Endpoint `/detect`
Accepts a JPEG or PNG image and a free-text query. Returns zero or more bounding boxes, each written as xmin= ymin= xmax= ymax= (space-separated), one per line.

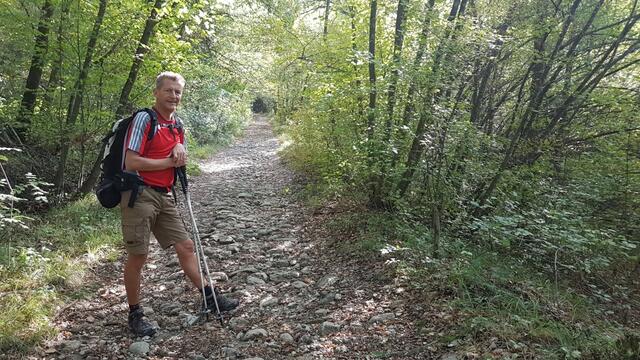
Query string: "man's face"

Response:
xmin=153 ymin=79 xmax=184 ymax=113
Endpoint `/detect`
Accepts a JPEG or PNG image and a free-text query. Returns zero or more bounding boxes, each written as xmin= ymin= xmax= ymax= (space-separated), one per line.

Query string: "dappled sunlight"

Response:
xmin=277 ymin=138 xmax=292 ymax=152
xmin=200 ymin=160 xmax=252 ymax=173
xmin=260 ymin=138 xmax=281 ymax=156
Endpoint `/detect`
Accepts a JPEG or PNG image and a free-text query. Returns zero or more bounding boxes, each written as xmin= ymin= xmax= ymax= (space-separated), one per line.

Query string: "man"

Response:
xmin=121 ymin=72 xmax=238 ymax=337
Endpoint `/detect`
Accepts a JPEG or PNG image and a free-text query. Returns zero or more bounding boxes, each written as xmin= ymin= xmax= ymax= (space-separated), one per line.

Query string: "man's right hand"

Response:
xmin=172 ymin=155 xmax=187 ymax=167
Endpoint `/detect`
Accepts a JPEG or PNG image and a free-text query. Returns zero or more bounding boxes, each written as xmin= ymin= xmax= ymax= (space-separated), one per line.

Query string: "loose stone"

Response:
xmin=320 ymin=321 xmax=341 ymax=335
xmin=243 ymin=328 xmax=269 ymax=341
xmin=129 ymin=341 xmax=150 ymax=355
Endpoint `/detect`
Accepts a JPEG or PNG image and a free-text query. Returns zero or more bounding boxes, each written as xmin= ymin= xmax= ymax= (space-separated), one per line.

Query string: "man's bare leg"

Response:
xmin=174 ymin=239 xmax=206 ymax=288
xmin=124 ymin=253 xmax=147 ymax=305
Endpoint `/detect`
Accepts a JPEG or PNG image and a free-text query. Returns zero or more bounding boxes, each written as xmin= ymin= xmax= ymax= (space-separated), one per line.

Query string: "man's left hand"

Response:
xmin=171 ymin=143 xmax=187 ymax=164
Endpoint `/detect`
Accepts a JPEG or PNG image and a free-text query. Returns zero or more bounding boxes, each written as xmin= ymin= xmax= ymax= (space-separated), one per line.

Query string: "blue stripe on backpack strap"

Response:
xmin=128 ymin=111 xmax=151 ymax=153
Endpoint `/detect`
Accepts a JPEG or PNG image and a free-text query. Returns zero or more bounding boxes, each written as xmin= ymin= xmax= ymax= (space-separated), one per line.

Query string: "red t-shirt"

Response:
xmin=125 ymin=109 xmax=184 ymax=190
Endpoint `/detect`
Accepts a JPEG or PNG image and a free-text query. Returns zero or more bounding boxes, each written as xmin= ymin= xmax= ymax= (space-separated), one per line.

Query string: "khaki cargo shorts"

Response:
xmin=120 ymin=188 xmax=189 ymax=255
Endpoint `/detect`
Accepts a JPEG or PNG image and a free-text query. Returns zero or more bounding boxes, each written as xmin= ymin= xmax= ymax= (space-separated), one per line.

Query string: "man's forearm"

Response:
xmin=125 ymin=150 xmax=177 ymax=171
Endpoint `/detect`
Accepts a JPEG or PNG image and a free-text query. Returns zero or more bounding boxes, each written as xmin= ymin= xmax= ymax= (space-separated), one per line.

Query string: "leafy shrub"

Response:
xmin=181 ymin=80 xmax=250 ymax=146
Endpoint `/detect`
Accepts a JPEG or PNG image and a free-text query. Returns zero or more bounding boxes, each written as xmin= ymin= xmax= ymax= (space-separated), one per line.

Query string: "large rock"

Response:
xmin=273 ymin=259 xmax=290 ymax=267
xmin=204 ymin=247 xmax=216 ymax=257
xmin=161 ymin=302 xmax=182 ymax=316
xmin=319 ymin=293 xmax=336 ymax=304
xmin=369 ymin=313 xmax=395 ymax=324
xmin=219 ymin=236 xmax=236 ymax=245
xmin=63 ymin=340 xmax=82 ymax=352
xmin=142 ymin=306 xmax=154 ymax=316
xmin=210 ymin=272 xmax=229 ymax=282
xmin=316 ymin=275 xmax=338 ymax=289
xmin=259 ymin=296 xmax=279 ymax=308
xmin=222 ymin=347 xmax=240 ymax=359
xmin=247 ymin=276 xmax=266 ymax=285
xmin=292 ymin=281 xmax=308 ymax=289
xmin=280 ymin=333 xmax=295 ymax=344
xmin=270 ymin=271 xmax=299 ymax=283
xmin=185 ymin=314 xmax=200 ymax=327
xmin=230 ymin=266 xmax=259 ymax=278
xmin=243 ymin=328 xmax=269 ymax=341
xmin=320 ymin=321 xmax=341 ymax=335
xmin=129 ymin=341 xmax=150 ymax=355
xmin=253 ymin=272 xmax=269 ymax=281
xmin=229 ymin=317 xmax=250 ymax=331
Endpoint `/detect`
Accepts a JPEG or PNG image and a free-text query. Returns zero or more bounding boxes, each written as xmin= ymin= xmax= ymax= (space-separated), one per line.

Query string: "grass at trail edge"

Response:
xmin=0 ymin=195 xmax=122 ymax=354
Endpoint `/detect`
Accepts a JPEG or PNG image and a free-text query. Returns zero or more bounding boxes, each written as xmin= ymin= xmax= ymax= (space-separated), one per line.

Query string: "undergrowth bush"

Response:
xmin=0 ymin=195 xmax=121 ymax=355
xmin=315 ymin=195 xmax=639 ymax=359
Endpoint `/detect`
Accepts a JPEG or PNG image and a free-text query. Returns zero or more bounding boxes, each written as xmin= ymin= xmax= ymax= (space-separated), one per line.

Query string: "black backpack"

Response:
xmin=96 ymin=108 xmax=158 ymax=208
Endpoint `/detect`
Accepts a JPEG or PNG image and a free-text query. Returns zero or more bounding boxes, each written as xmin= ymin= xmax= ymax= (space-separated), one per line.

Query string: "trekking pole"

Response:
xmin=176 ymin=166 xmax=224 ymax=325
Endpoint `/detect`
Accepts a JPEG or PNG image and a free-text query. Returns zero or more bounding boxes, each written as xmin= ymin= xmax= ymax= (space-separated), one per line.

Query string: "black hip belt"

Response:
xmin=148 ymin=185 xmax=170 ymax=193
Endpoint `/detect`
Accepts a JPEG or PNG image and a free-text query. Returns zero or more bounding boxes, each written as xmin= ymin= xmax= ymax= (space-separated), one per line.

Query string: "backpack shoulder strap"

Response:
xmin=174 ymin=114 xmax=184 ymax=134
xmin=138 ymin=108 xmax=158 ymax=141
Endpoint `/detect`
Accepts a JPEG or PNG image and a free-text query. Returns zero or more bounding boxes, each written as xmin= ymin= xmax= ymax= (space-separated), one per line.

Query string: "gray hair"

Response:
xmin=155 ymin=71 xmax=186 ymax=89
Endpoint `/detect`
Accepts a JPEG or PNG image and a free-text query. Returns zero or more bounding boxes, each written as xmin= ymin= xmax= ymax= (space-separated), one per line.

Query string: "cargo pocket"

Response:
xmin=122 ymin=216 xmax=150 ymax=254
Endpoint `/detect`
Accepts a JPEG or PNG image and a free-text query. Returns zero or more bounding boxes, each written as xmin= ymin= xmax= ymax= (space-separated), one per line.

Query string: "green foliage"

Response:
xmin=181 ymin=79 xmax=250 ymax=145
xmin=0 ymin=289 xmax=58 ymax=354
xmin=0 ymin=195 xmax=121 ymax=354
xmin=442 ymin=250 xmax=636 ymax=359
xmin=335 ymin=211 xmax=638 ymax=358
xmin=1 ymin=0 xmax=255 ymax=198
xmin=266 ymin=0 xmax=640 ymax=315
xmin=469 ymin=181 xmax=636 ymax=277
xmin=1 ymin=0 xmax=638 ymax=355
xmin=0 ymin=149 xmax=51 ymax=231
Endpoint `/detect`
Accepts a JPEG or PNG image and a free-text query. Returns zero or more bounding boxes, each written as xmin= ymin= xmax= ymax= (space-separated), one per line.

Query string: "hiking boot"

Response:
xmin=205 ymin=288 xmax=239 ymax=312
xmin=128 ymin=308 xmax=156 ymax=337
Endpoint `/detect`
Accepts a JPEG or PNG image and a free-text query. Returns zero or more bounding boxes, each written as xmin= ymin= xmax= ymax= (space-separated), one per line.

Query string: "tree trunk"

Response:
xmin=366 ymin=0 xmax=377 ymax=144
xmin=371 ymin=0 xmax=410 ymax=202
xmin=470 ymin=20 xmax=509 ymax=128
xmin=366 ymin=0 xmax=380 ymax=206
xmin=322 ymin=0 xmax=331 ymax=38
xmin=390 ymin=0 xmax=435 ymax=169
xmin=53 ymin=0 xmax=108 ymax=193
xmin=432 ymin=198 xmax=441 ymax=258
xmin=399 ymin=0 xmax=436 ymax=128
xmin=349 ymin=6 xmax=365 ymax=120
xmin=383 ymin=0 xmax=408 ymax=144
xmin=74 ymin=145 xmax=105 ymax=199
xmin=115 ymin=0 xmax=164 ymax=118
xmin=44 ymin=0 xmax=71 ymax=107
xmin=397 ymin=109 xmax=430 ymax=197
xmin=15 ymin=0 xmax=54 ymax=142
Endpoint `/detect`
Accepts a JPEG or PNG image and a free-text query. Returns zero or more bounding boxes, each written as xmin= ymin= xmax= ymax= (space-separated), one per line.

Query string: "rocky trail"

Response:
xmin=32 ymin=116 xmax=435 ymax=359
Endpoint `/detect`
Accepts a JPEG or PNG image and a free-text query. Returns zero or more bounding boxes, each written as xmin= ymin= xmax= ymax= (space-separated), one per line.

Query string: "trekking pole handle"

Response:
xmin=177 ymin=166 xmax=188 ymax=193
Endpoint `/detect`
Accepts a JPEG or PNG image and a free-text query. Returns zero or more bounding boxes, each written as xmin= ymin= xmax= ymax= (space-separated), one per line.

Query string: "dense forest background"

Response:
xmin=1 ymin=0 xmax=639 ymax=358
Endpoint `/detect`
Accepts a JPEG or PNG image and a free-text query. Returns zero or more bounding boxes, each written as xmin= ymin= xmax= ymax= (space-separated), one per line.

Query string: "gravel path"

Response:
xmin=36 ymin=115 xmax=430 ymax=360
